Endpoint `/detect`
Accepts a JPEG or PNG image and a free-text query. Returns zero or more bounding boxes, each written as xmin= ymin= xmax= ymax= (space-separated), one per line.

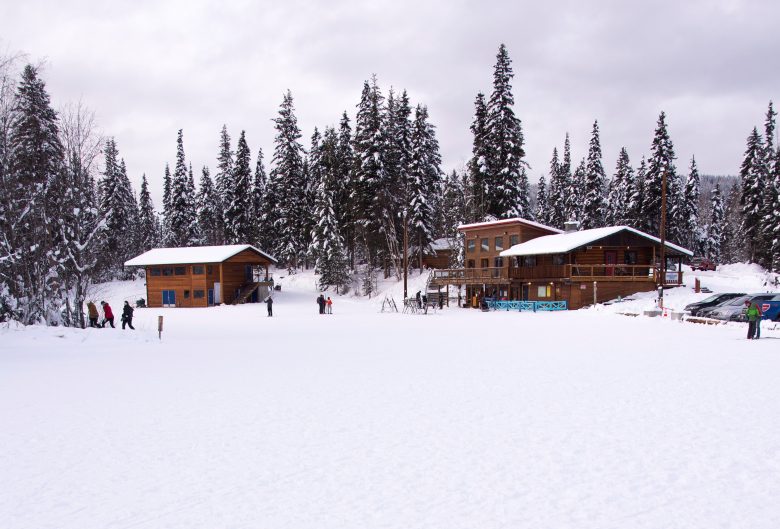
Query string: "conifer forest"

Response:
xmin=1 ymin=45 xmax=778 ymax=326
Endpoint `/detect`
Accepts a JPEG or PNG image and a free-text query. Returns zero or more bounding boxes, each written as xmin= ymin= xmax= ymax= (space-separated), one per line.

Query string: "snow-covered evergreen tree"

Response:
xmin=564 ymin=158 xmax=586 ymax=224
xmin=547 ymin=146 xmax=566 ymax=229
xmin=485 ymin=44 xmax=528 ymax=218
xmin=224 ymin=130 xmax=253 ymax=244
xmin=252 ymin=148 xmax=267 ymax=249
xmin=98 ymin=140 xmax=138 ymax=276
xmin=138 ymin=174 xmax=159 ymax=251
xmin=679 ymin=156 xmax=701 ymax=251
xmin=581 ymin=120 xmax=607 ymax=229
xmin=162 ymin=163 xmax=172 ymax=239
xmin=641 ymin=111 xmax=677 ymax=237
xmin=721 ymin=182 xmax=742 ymax=263
xmin=535 ymin=174 xmax=549 ymax=225
xmin=336 ymin=111 xmax=356 ymax=266
xmin=467 ymin=92 xmax=489 ymax=222
xmin=214 ymin=125 xmax=232 ymax=244
xmin=757 ymin=102 xmax=777 ymax=268
xmin=167 ymin=130 xmax=199 ymax=247
xmin=606 ymin=147 xmax=633 ymax=225
xmin=268 ymin=90 xmax=306 ymax=268
xmin=739 ymin=127 xmax=765 ymax=262
xmin=706 ymin=183 xmax=724 ymax=261
xmin=408 ymin=104 xmax=442 ymax=268
xmin=626 ymin=156 xmax=646 ymax=228
xmin=196 ymin=167 xmax=220 ymax=246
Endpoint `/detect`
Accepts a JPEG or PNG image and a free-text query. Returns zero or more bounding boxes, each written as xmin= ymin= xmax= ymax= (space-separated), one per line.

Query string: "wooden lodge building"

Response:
xmin=124 ymin=245 xmax=278 ymax=308
xmin=429 ymin=219 xmax=692 ymax=310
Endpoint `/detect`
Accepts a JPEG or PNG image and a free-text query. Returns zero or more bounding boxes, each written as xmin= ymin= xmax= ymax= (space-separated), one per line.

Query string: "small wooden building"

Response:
xmin=125 ymin=245 xmax=278 ymax=308
xmin=421 ymin=238 xmax=455 ymax=269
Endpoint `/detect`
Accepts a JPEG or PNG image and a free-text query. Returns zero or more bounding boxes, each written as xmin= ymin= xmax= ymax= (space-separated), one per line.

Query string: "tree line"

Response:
xmin=1 ymin=45 xmax=777 ymax=326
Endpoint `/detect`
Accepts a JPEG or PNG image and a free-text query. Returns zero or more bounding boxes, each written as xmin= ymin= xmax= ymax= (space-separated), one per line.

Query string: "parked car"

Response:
xmin=702 ymin=295 xmax=752 ymax=320
xmin=735 ymin=293 xmax=780 ymax=322
xmin=684 ymin=293 xmax=745 ymax=316
xmin=689 ymin=257 xmax=717 ymax=271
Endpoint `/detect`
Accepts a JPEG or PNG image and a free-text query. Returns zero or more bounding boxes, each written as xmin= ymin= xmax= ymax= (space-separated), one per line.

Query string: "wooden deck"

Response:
xmin=430 ymin=265 xmax=683 ymax=287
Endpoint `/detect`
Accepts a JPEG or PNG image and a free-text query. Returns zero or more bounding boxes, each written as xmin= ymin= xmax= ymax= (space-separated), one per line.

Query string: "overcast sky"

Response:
xmin=3 ymin=0 xmax=779 ymax=204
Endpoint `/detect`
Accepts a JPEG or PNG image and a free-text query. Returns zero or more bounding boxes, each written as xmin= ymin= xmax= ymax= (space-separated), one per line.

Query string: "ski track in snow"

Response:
xmin=1 ymin=268 xmax=779 ymax=529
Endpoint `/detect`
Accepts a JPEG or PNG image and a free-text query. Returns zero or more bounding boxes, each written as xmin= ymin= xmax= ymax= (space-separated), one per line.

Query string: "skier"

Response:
xmin=317 ymin=294 xmax=325 ymax=314
xmin=87 ymin=301 xmax=99 ymax=328
xmin=121 ymin=301 xmax=135 ymax=330
xmin=745 ymin=299 xmax=762 ymax=339
xmin=326 ymin=296 xmax=333 ymax=314
xmin=266 ymin=295 xmax=273 ymax=317
xmin=100 ymin=301 xmax=115 ymax=328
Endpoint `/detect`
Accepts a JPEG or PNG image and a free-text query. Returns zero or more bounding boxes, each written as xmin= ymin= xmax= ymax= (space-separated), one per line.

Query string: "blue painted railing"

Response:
xmin=485 ymin=300 xmax=568 ymax=312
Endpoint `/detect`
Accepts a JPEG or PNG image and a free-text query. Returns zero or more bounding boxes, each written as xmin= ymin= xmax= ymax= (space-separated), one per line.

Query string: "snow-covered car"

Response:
xmin=689 ymin=257 xmax=717 ymax=271
xmin=701 ymin=295 xmax=751 ymax=320
xmin=684 ymin=293 xmax=745 ymax=316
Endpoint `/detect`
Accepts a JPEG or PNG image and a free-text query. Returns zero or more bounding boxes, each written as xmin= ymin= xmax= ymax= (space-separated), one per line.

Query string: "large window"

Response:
xmin=523 ymin=255 xmax=537 ymax=267
xmin=480 ymin=238 xmax=489 ymax=252
xmin=537 ymin=285 xmax=551 ymax=298
xmin=174 ymin=267 xmax=186 ymax=276
xmin=150 ymin=268 xmax=161 ymax=276
xmin=162 ymin=267 xmax=174 ymax=276
xmin=624 ymin=251 xmax=638 ymax=264
xmin=194 ymin=290 xmax=205 ymax=299
xmin=509 ymin=234 xmax=519 ymax=247
xmin=495 ymin=237 xmax=504 ymax=251
xmin=467 ymin=239 xmax=475 ymax=253
xmin=494 ymin=257 xmax=504 ymax=268
xmin=552 ymin=254 xmax=565 ymax=266
xmin=480 ymin=258 xmax=489 ymax=269
xmin=192 ymin=265 xmax=205 ymax=275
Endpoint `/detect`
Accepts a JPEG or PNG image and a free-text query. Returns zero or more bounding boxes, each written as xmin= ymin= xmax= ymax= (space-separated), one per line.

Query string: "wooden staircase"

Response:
xmin=232 ymin=282 xmax=261 ymax=305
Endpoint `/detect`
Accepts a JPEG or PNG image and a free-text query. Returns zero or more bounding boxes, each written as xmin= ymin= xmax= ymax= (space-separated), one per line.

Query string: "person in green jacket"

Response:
xmin=745 ymin=300 xmax=763 ymax=339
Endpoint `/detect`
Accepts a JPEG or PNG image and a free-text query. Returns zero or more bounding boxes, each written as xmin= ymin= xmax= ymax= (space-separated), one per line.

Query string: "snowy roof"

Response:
xmin=125 ymin=244 xmax=278 ymax=266
xmin=499 ymin=226 xmax=693 ymax=257
xmin=458 ymin=217 xmax=563 ymax=234
xmin=430 ymin=238 xmax=452 ymax=251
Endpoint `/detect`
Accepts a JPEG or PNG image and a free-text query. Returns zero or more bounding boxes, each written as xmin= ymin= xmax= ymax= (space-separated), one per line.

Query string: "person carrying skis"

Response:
xmin=266 ymin=295 xmax=273 ymax=317
xmin=326 ymin=296 xmax=333 ymax=314
xmin=101 ymin=301 xmax=115 ymax=328
xmin=121 ymin=301 xmax=135 ymax=330
xmin=745 ymin=299 xmax=763 ymax=339
xmin=87 ymin=301 xmax=99 ymax=328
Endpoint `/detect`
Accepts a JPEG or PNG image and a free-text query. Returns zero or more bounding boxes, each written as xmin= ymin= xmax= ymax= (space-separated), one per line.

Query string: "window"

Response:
xmin=493 ymin=257 xmax=504 ymax=268
xmin=523 ymin=255 xmax=537 ymax=267
xmin=552 ymin=254 xmax=565 ymax=266
xmin=175 ymin=267 xmax=186 ymax=275
xmin=495 ymin=237 xmax=504 ymax=251
xmin=467 ymin=259 xmax=475 ymax=268
xmin=162 ymin=267 xmax=174 ymax=276
xmin=467 ymin=240 xmax=476 ymax=253
xmin=480 ymin=238 xmax=489 ymax=252
xmin=194 ymin=290 xmax=205 ymax=299
xmin=207 ymin=265 xmax=214 ymax=274
xmin=192 ymin=265 xmax=205 ymax=275
xmin=480 ymin=258 xmax=489 ymax=269
xmin=624 ymin=251 xmax=638 ymax=265
xmin=150 ymin=268 xmax=161 ymax=276
xmin=509 ymin=234 xmax=519 ymax=247
xmin=537 ymin=285 xmax=551 ymax=298
xmin=184 ymin=290 xmax=190 ymax=299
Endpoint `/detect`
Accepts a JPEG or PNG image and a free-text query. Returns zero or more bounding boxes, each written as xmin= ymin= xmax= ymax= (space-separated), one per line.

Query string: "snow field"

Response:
xmin=1 ymin=270 xmax=779 ymax=529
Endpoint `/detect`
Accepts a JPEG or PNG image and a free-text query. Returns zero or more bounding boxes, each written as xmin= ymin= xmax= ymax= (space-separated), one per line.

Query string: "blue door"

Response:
xmin=207 ymin=289 xmax=214 ymax=306
xmin=162 ymin=290 xmax=176 ymax=307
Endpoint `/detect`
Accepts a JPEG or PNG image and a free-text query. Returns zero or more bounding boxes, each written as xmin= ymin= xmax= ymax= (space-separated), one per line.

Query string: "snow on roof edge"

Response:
xmin=457 ymin=217 xmax=563 ymax=234
xmin=125 ymin=244 xmax=279 ymax=266
xmin=499 ymin=226 xmax=693 ymax=257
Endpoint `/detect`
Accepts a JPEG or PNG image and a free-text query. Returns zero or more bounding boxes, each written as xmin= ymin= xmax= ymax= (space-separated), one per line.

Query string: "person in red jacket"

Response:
xmin=101 ymin=301 xmax=115 ymax=328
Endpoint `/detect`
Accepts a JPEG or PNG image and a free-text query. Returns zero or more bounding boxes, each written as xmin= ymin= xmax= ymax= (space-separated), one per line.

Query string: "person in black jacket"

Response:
xmin=121 ymin=301 xmax=135 ymax=330
xmin=266 ymin=295 xmax=273 ymax=317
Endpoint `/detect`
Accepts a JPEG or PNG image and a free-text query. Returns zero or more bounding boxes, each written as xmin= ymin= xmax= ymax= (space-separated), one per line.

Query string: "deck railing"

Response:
xmin=486 ymin=300 xmax=568 ymax=311
xmin=432 ymin=267 xmax=508 ymax=282
xmin=433 ymin=264 xmax=682 ymax=286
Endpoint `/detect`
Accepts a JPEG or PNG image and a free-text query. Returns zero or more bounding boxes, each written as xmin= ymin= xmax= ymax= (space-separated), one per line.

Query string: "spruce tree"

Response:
xmin=680 ymin=157 xmax=701 ymax=251
xmin=707 ymin=183 xmax=724 ymax=261
xmin=739 ymin=127 xmax=764 ymax=262
xmin=138 ymin=174 xmax=159 ymax=251
xmin=721 ymin=182 xmax=743 ymax=263
xmin=546 ymin=146 xmax=565 ymax=229
xmin=758 ymin=102 xmax=777 ymax=268
xmin=167 ymin=130 xmax=199 ymax=247
xmin=485 ymin=44 xmax=528 ymax=219
xmin=607 ymin=147 xmax=633 ymax=225
xmin=468 ymin=92 xmax=489 ymax=221
xmin=99 ymin=141 xmax=138 ymax=275
xmin=535 ymin=174 xmax=549 ymax=225
xmin=252 ymin=148 xmax=267 ymax=249
xmin=408 ymin=104 xmax=442 ymax=268
xmin=641 ymin=112 xmax=677 ymax=237
xmin=224 ymin=130 xmax=253 ymax=244
xmin=162 ymin=163 xmax=172 ymax=240
xmin=336 ymin=111 xmax=356 ymax=266
xmin=196 ymin=167 xmax=221 ymax=246
xmin=581 ymin=120 xmax=607 ymax=229
xmin=268 ymin=90 xmax=306 ymax=268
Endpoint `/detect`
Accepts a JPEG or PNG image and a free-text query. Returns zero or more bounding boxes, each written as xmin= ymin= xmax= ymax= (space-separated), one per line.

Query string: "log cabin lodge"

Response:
xmin=429 ymin=218 xmax=692 ymax=310
xmin=125 ymin=245 xmax=277 ymax=308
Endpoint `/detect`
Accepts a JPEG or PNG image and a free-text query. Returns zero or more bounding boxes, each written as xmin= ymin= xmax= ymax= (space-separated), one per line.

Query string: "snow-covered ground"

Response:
xmin=2 ymin=267 xmax=779 ymax=529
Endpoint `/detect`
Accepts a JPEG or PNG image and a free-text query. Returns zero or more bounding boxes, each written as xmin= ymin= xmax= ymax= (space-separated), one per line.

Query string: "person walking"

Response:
xmin=745 ymin=299 xmax=762 ymax=339
xmin=326 ymin=296 xmax=333 ymax=314
xmin=266 ymin=295 xmax=273 ymax=317
xmin=87 ymin=301 xmax=99 ymax=328
xmin=317 ymin=294 xmax=325 ymax=314
xmin=100 ymin=301 xmax=115 ymax=328
xmin=121 ymin=301 xmax=135 ymax=330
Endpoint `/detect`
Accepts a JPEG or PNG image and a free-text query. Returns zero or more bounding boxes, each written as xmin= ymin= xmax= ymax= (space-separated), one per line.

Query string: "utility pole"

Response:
xmin=403 ymin=211 xmax=408 ymax=300
xmin=659 ymin=166 xmax=667 ymax=307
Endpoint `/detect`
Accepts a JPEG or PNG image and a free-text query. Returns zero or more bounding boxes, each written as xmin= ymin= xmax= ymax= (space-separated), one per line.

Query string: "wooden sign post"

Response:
xmin=158 ymin=315 xmax=163 ymax=340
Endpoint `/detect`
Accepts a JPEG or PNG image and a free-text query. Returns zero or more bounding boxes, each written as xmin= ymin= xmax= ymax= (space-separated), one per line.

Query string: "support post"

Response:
xmin=660 ymin=166 xmax=667 ymax=289
xmin=403 ymin=211 xmax=408 ymax=300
